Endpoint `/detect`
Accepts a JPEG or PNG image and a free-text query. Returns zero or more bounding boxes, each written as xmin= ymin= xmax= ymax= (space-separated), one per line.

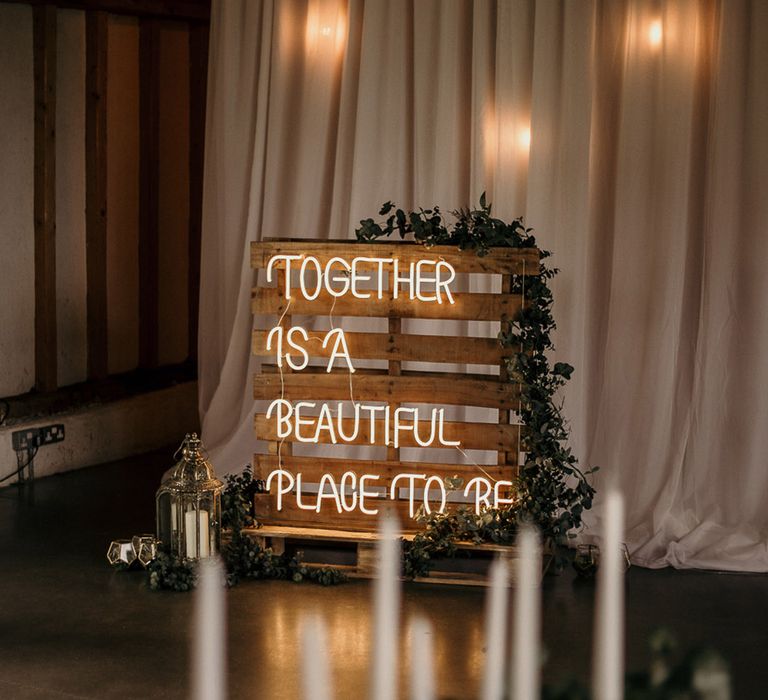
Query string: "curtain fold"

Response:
xmin=199 ymin=0 xmax=768 ymax=571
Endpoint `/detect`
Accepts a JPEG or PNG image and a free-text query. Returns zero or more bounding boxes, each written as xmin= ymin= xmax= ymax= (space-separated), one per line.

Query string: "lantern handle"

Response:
xmin=173 ymin=432 xmax=210 ymax=462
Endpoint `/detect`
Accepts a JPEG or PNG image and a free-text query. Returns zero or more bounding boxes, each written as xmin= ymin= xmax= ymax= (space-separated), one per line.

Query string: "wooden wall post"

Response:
xmin=187 ymin=21 xmax=208 ymax=365
xmin=33 ymin=3 xmax=58 ymax=393
xmin=138 ymin=17 xmax=160 ymax=369
xmin=85 ymin=10 xmax=108 ymax=379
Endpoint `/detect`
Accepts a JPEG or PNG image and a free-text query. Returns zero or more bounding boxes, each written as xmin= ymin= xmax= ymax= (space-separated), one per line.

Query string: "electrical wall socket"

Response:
xmin=11 ymin=424 xmax=65 ymax=452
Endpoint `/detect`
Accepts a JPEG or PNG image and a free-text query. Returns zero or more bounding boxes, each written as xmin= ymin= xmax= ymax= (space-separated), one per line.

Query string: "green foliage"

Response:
xmin=220 ymin=465 xmax=347 ymax=586
xmin=147 ymin=550 xmax=198 ymax=592
xmin=221 ymin=464 xmax=264 ymax=533
xmin=357 ymin=196 xmax=534 ymax=256
xmin=403 ymin=506 xmax=520 ymax=579
xmin=148 ymin=466 xmax=347 ymax=591
xmin=543 ymin=630 xmax=730 ymax=699
xmin=356 ymin=195 xmax=597 ymax=575
xmin=223 ymin=534 xmax=347 ymax=587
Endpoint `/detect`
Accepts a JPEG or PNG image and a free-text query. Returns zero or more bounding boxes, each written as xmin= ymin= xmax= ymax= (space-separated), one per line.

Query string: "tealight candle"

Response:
xmin=510 ymin=527 xmax=541 ymax=700
xmin=592 ymin=491 xmax=625 ymax=700
xmin=481 ymin=558 xmax=509 ymax=700
xmin=372 ymin=514 xmax=401 ymax=700
xmin=192 ymin=557 xmax=226 ymax=700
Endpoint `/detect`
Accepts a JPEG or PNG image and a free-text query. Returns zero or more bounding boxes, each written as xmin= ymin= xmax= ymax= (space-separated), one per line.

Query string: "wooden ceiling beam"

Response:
xmin=4 ymin=0 xmax=210 ymax=22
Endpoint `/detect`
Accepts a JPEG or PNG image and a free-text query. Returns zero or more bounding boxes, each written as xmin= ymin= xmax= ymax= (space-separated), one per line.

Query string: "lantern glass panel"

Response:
xmin=155 ymin=434 xmax=223 ymax=560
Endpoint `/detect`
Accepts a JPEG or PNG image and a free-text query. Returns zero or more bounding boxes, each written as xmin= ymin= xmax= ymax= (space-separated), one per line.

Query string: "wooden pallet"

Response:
xmin=242 ymin=525 xmax=551 ymax=587
xmin=250 ymin=239 xmax=541 ymax=532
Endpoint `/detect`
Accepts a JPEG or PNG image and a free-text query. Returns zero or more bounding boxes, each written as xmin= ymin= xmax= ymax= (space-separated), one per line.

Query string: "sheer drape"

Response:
xmin=198 ymin=0 xmax=768 ymax=571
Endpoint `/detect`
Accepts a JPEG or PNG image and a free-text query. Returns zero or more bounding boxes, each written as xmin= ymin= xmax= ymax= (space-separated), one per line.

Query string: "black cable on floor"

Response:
xmin=0 ymin=446 xmax=38 ymax=484
xmin=0 ymin=399 xmax=9 ymax=426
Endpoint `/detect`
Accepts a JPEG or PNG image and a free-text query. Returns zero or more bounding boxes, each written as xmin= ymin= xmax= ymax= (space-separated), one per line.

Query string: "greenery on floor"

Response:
xmin=147 ymin=466 xmax=347 ymax=591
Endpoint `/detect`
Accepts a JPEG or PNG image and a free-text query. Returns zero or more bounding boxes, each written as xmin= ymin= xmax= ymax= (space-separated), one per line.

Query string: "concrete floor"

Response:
xmin=1 ymin=449 xmax=766 ymax=699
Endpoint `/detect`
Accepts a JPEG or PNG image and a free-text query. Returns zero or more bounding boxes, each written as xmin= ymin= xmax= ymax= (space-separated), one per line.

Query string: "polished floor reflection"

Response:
xmin=1 ymin=449 xmax=767 ymax=698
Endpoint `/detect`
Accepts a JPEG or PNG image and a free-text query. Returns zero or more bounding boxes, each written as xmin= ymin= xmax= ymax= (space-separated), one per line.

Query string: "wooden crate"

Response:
xmin=250 ymin=239 xmax=539 ymax=536
xmin=242 ymin=524 xmax=552 ymax=587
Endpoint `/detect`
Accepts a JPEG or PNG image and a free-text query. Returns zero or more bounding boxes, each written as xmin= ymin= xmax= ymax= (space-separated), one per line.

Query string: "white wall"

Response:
xmin=0 ymin=382 xmax=199 ymax=486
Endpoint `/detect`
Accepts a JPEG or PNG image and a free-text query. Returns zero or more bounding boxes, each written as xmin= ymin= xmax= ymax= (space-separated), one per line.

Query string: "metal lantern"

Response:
xmin=156 ymin=433 xmax=223 ymax=560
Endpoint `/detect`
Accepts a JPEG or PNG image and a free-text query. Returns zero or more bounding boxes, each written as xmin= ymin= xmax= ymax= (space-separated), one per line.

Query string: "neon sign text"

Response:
xmin=266 ymin=254 xmax=456 ymax=303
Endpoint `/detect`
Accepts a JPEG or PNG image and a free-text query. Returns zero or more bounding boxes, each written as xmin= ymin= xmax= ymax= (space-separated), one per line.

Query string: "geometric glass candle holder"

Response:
xmin=155 ymin=433 xmax=223 ymax=561
xmin=573 ymin=542 xmax=632 ymax=579
xmin=132 ymin=534 xmax=159 ymax=568
xmin=107 ymin=539 xmax=138 ymax=569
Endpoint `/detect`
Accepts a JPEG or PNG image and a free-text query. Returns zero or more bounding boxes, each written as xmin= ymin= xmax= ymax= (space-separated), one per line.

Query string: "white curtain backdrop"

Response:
xmin=198 ymin=0 xmax=768 ymax=571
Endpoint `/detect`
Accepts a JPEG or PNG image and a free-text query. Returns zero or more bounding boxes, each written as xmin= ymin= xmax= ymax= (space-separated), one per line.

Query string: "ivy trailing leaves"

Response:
xmin=357 ymin=196 xmax=597 ymax=576
xmin=148 ymin=466 xmax=347 ymax=591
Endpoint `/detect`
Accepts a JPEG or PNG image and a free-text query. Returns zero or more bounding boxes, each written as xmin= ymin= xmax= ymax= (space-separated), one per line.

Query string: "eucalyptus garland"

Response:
xmin=357 ymin=195 xmax=597 ymax=576
xmin=147 ymin=466 xmax=347 ymax=591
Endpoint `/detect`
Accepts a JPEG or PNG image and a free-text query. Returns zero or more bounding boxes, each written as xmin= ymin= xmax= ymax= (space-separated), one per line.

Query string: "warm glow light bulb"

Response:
xmin=648 ymin=19 xmax=663 ymax=48
xmin=517 ymin=125 xmax=531 ymax=153
xmin=305 ymin=0 xmax=347 ymax=59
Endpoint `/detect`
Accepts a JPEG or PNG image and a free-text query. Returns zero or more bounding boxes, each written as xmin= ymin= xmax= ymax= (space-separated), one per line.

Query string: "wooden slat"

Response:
xmin=260 ymin=364 xmax=503 ymax=381
xmin=253 ymin=329 xmax=512 ymax=366
xmin=253 ymin=372 xmax=518 ymax=409
xmin=85 ymin=10 xmax=109 ymax=380
xmin=243 ymin=524 xmax=522 ymax=551
xmin=187 ymin=21 xmax=208 ymax=363
xmin=138 ymin=17 xmax=160 ymax=368
xmin=254 ymin=414 xmax=520 ymax=452
xmin=254 ymin=455 xmax=511 ymax=483
xmin=252 ymin=287 xmax=522 ymax=322
xmin=33 ymin=4 xmax=58 ymax=393
xmin=251 ymin=240 xmax=540 ymax=275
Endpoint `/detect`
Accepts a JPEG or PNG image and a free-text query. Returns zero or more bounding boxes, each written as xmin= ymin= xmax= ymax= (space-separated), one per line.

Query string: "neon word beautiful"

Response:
xmin=266 ymin=399 xmax=460 ymax=448
xmin=266 ymin=254 xmax=456 ymax=303
xmin=265 ymin=470 xmax=515 ymax=516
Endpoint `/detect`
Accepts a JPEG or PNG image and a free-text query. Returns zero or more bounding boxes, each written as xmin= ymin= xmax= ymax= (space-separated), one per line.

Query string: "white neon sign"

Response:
xmin=266 ymin=254 xmax=456 ymax=304
xmin=265 ymin=468 xmax=514 ymax=517
xmin=266 ymin=399 xmax=460 ymax=448
xmin=261 ymin=251 xmax=514 ymax=521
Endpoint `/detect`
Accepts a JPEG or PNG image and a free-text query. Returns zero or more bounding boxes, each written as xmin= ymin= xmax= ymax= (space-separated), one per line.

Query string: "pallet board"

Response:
xmin=240 ymin=525 xmax=551 ymax=586
xmin=251 ymin=239 xmax=539 ymax=541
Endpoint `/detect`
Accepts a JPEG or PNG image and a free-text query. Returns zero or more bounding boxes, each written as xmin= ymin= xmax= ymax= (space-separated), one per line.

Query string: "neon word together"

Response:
xmin=266 ymin=254 xmax=456 ymax=303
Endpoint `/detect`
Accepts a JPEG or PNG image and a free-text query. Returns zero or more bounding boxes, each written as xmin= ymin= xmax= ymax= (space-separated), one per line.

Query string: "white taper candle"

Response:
xmin=192 ymin=556 xmax=226 ymax=700
xmin=510 ymin=527 xmax=542 ymax=700
xmin=592 ymin=490 xmax=625 ymax=700
xmin=409 ymin=616 xmax=435 ymax=700
xmin=372 ymin=513 xmax=401 ymax=700
xmin=481 ymin=557 xmax=509 ymax=700
xmin=301 ymin=614 xmax=332 ymax=700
